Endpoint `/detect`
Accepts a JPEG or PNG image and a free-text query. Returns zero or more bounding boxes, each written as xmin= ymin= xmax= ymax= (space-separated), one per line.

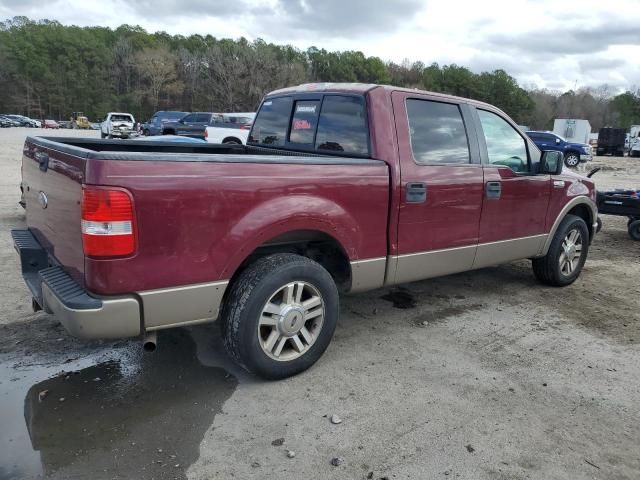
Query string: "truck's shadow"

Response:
xmin=22 ymin=328 xmax=237 ymax=480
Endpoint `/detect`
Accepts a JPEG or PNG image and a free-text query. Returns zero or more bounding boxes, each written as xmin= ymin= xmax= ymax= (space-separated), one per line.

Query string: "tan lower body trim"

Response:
xmin=473 ymin=234 xmax=547 ymax=269
xmin=387 ymin=234 xmax=548 ymax=286
xmin=349 ymin=257 xmax=386 ymax=292
xmin=392 ymin=244 xmax=477 ymax=285
xmin=139 ymin=280 xmax=229 ymax=330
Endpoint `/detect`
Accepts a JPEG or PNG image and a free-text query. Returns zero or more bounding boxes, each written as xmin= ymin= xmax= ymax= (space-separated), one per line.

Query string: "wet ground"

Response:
xmin=0 ymin=326 xmax=238 ymax=480
xmin=1 ymin=128 xmax=639 ymax=479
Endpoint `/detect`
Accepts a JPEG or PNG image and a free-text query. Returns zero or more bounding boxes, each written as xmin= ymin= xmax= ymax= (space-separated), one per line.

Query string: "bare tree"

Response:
xmin=136 ymin=47 xmax=181 ymax=111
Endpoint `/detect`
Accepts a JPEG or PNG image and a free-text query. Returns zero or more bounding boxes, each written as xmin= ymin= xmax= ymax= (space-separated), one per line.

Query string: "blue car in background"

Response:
xmin=141 ymin=111 xmax=188 ymax=136
xmin=526 ymin=131 xmax=592 ymax=168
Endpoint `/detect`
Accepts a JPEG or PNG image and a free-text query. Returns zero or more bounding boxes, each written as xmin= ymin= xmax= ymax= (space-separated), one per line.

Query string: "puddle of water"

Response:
xmin=0 ymin=328 xmax=237 ymax=480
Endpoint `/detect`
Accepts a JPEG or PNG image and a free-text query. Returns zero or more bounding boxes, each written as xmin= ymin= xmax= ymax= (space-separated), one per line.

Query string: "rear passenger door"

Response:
xmin=391 ymin=92 xmax=484 ymax=284
xmin=472 ymin=108 xmax=551 ymax=268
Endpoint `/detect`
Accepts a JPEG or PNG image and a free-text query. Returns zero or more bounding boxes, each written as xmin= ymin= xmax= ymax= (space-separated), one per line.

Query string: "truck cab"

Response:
xmin=526 ymin=130 xmax=592 ymax=167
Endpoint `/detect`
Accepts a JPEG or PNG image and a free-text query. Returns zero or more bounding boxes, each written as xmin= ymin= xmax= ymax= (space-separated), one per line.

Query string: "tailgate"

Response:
xmin=22 ymin=138 xmax=86 ymax=286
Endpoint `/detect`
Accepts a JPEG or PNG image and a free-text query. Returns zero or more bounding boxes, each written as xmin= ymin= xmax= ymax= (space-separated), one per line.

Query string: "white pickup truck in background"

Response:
xmin=205 ymin=112 xmax=255 ymax=144
xmin=630 ymin=125 xmax=640 ymax=158
xmin=101 ymin=112 xmax=137 ymax=139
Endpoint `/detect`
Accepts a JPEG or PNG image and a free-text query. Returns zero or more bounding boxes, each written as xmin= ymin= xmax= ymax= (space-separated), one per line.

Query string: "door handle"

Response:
xmin=486 ymin=181 xmax=501 ymax=199
xmin=35 ymin=151 xmax=49 ymax=172
xmin=406 ymin=182 xmax=427 ymax=203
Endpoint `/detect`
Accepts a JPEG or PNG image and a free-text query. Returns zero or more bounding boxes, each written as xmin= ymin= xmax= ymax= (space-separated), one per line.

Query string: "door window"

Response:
xmin=181 ymin=114 xmax=198 ymax=123
xmin=406 ymin=99 xmax=470 ymax=165
xmin=478 ymin=110 xmax=529 ymax=173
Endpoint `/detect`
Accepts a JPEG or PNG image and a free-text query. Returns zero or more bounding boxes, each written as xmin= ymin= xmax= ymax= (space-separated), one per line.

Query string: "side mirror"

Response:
xmin=555 ymin=138 xmax=561 ymax=144
xmin=541 ymin=150 xmax=563 ymax=175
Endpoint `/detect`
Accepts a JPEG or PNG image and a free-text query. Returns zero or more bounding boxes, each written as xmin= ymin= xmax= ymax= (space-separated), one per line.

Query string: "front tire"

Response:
xmin=221 ymin=254 xmax=339 ymax=379
xmin=532 ymin=214 xmax=589 ymax=286
xmin=564 ymin=152 xmax=580 ymax=168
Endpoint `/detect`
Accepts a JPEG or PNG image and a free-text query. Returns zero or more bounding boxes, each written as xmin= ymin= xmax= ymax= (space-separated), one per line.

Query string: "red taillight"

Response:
xmin=240 ymin=124 xmax=250 ymax=130
xmin=81 ymin=186 xmax=136 ymax=257
xmin=204 ymin=128 xmax=208 ymax=139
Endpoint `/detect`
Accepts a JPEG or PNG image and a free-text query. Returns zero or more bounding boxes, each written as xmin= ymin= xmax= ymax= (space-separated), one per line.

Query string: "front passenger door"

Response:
xmin=474 ymin=109 xmax=551 ymax=268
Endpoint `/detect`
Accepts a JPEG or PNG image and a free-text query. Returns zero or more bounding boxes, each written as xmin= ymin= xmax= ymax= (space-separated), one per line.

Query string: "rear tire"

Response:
xmin=628 ymin=220 xmax=640 ymax=241
xmin=221 ymin=254 xmax=339 ymax=380
xmin=223 ymin=138 xmax=242 ymax=145
xmin=532 ymin=214 xmax=589 ymax=287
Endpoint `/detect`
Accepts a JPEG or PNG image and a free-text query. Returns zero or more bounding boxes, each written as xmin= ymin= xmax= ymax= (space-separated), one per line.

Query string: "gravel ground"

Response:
xmin=0 ymin=127 xmax=639 ymax=480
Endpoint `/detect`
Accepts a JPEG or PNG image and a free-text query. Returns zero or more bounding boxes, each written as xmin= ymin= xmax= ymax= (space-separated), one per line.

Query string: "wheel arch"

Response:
xmin=226 ymin=229 xmax=353 ymax=296
xmin=541 ymin=197 xmax=597 ymax=255
xmin=217 ymin=194 xmax=373 ymax=293
xmin=222 ymin=136 xmax=242 ymax=144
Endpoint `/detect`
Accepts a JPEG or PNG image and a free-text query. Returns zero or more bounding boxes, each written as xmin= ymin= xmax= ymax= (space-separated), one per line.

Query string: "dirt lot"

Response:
xmin=0 ymin=128 xmax=639 ymax=480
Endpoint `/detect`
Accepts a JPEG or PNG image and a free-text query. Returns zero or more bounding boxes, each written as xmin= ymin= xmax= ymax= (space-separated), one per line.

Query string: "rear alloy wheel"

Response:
xmin=221 ymin=253 xmax=338 ymax=379
xmin=564 ymin=153 xmax=580 ymax=168
xmin=532 ymin=214 xmax=589 ymax=286
xmin=258 ymin=281 xmax=324 ymax=361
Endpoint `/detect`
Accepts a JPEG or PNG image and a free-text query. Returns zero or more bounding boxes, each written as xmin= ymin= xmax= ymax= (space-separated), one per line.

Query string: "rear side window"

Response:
xmin=315 ymin=96 xmax=368 ymax=155
xmin=249 ymin=96 xmax=293 ymax=146
xmin=289 ymin=100 xmax=320 ymax=144
xmin=406 ymin=99 xmax=470 ymax=164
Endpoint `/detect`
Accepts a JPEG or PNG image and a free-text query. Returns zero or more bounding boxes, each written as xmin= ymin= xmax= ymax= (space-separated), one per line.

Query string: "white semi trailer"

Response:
xmin=553 ymin=119 xmax=591 ymax=145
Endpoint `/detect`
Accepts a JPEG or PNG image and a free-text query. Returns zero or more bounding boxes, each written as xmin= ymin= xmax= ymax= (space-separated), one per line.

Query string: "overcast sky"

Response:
xmin=2 ymin=0 xmax=639 ymax=92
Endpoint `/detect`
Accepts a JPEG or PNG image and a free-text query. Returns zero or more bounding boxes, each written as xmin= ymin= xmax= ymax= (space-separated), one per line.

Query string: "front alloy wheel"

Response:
xmin=559 ymin=228 xmax=583 ymax=276
xmin=532 ymin=214 xmax=589 ymax=286
xmin=565 ymin=153 xmax=580 ymax=167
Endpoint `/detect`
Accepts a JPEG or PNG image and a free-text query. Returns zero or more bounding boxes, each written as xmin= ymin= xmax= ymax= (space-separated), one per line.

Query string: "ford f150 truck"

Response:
xmin=12 ymin=83 xmax=598 ymax=379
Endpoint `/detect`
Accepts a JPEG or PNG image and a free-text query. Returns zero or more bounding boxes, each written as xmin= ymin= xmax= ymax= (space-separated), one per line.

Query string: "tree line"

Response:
xmin=1 ymin=16 xmax=639 ymax=130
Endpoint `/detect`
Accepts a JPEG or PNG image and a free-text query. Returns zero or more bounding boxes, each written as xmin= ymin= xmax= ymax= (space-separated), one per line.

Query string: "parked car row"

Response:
xmin=0 ymin=114 xmax=41 ymax=128
xmin=141 ymin=110 xmax=255 ymax=144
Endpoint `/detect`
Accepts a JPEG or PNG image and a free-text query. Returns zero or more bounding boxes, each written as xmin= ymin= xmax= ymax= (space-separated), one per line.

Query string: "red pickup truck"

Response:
xmin=13 ymin=83 xmax=598 ymax=379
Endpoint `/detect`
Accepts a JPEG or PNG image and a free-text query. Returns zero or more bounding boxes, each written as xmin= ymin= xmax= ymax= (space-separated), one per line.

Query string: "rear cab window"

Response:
xmin=249 ymin=94 xmax=369 ymax=156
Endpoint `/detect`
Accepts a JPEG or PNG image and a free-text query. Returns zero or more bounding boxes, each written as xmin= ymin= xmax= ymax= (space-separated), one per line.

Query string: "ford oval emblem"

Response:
xmin=38 ymin=191 xmax=48 ymax=209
